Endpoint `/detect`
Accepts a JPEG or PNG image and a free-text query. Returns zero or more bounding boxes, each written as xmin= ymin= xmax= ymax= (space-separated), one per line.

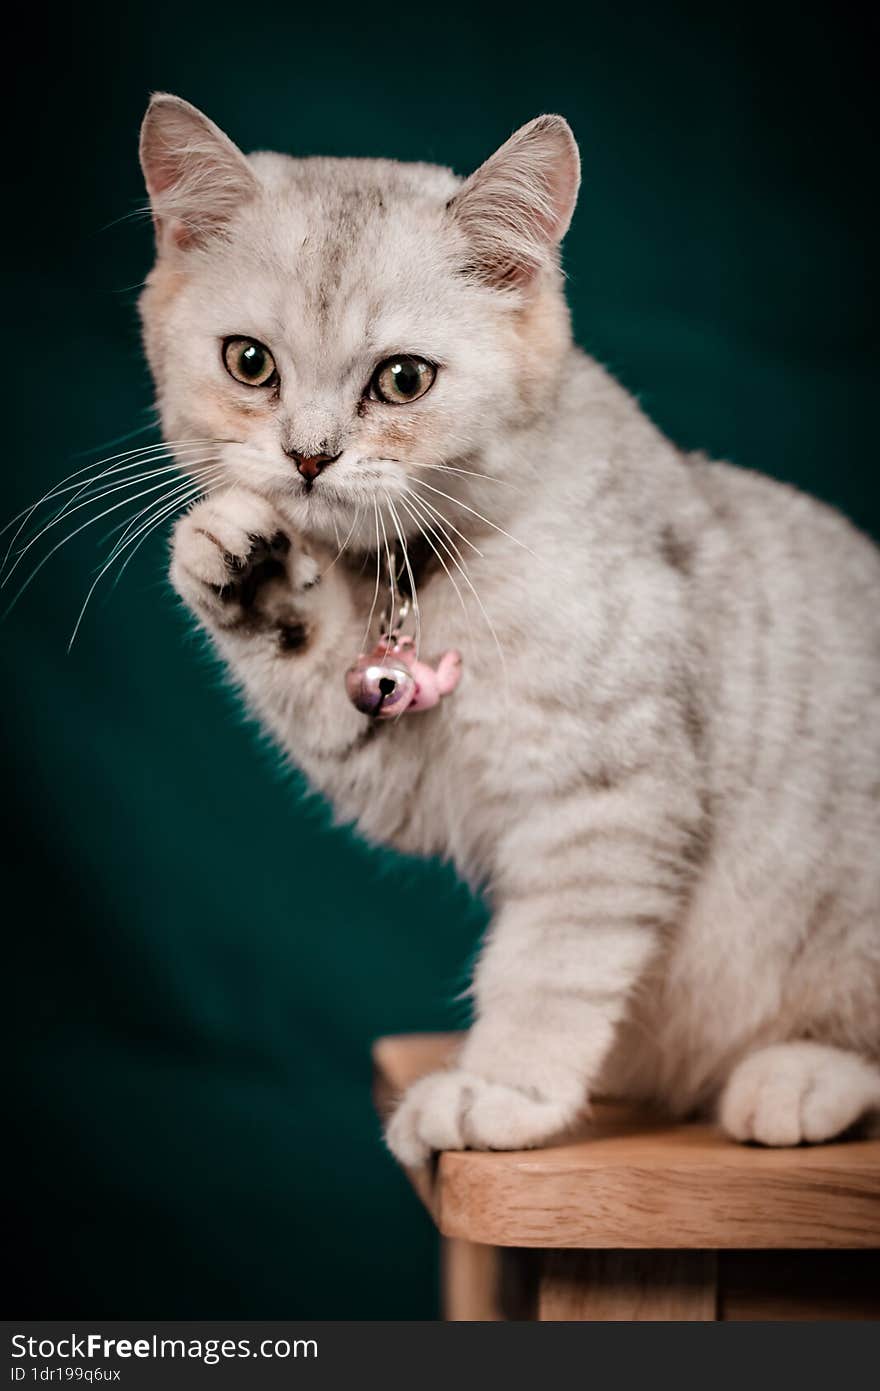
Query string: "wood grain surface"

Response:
xmin=537 ymin=1250 xmax=718 ymax=1320
xmin=373 ymin=1033 xmax=880 ymax=1250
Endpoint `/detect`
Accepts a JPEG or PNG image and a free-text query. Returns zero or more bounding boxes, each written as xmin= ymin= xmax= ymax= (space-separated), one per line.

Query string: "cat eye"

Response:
xmin=371 ymin=355 xmax=436 ymax=405
xmin=222 ymin=337 xmax=278 ymax=388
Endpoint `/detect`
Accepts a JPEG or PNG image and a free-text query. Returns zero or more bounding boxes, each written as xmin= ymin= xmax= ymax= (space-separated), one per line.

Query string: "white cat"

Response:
xmin=138 ymin=94 xmax=880 ymax=1163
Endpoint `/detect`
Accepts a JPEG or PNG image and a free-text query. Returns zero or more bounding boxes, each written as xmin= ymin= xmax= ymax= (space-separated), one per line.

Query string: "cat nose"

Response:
xmin=286 ymin=448 xmax=342 ymax=481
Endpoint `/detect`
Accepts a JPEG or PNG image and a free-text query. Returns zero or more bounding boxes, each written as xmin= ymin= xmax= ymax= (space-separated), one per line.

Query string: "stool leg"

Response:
xmin=537 ymin=1250 xmax=718 ymax=1321
xmin=441 ymin=1238 xmax=501 ymax=1320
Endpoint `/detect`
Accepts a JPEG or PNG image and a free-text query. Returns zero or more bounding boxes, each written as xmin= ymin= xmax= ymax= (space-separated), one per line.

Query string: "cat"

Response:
xmin=138 ymin=93 xmax=880 ymax=1164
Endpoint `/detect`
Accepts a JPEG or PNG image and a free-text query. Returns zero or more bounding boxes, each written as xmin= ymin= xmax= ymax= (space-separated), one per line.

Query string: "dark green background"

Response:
xmin=4 ymin=3 xmax=876 ymax=1317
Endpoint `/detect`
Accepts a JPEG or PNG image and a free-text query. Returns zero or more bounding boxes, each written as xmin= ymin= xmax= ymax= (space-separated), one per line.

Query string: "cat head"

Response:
xmin=138 ymin=94 xmax=580 ymax=549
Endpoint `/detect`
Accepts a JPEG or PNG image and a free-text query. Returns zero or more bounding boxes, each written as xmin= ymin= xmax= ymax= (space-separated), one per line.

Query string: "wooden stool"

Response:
xmin=373 ymin=1034 xmax=880 ymax=1320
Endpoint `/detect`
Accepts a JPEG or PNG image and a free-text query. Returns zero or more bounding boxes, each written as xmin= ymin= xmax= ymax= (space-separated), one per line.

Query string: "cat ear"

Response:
xmin=449 ymin=115 xmax=580 ymax=290
xmin=139 ymin=93 xmax=258 ymax=252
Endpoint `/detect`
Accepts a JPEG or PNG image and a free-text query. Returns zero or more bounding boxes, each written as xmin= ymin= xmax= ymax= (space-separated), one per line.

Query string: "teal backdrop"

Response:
xmin=4 ymin=3 xmax=876 ymax=1317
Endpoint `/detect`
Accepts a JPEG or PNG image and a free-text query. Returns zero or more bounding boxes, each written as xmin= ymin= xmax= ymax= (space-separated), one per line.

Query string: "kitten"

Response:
xmin=139 ymin=94 xmax=880 ymax=1163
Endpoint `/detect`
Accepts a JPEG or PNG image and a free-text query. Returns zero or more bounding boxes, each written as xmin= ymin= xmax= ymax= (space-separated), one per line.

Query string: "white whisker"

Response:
xmin=408 ymin=476 xmax=536 ymax=557
xmin=376 ymin=501 xmax=397 ymax=653
xmin=109 ymin=476 xmax=224 ymax=589
xmin=403 ymin=489 xmax=472 ymax=574
xmin=396 ymin=494 xmax=472 ymax=644
xmin=3 ymin=454 xmax=222 ymax=586
xmin=401 ymin=488 xmax=509 ymax=694
xmin=68 ymin=469 xmax=224 ymax=649
xmin=320 ymin=504 xmax=362 ymax=578
xmin=385 ymin=493 xmax=421 ymax=658
xmin=99 ymin=457 xmax=219 ymax=555
xmin=19 ymin=436 xmax=222 ymax=507
xmin=102 ymin=460 xmax=222 ymax=566
xmin=1 ymin=439 xmax=225 ymax=577
xmin=408 ymin=460 xmax=521 ymax=492
xmin=3 ymin=437 xmax=216 ymax=530
xmin=401 ymin=485 xmax=484 ymax=557
xmin=1 ymin=467 xmax=223 ymax=618
xmin=360 ymin=501 xmax=383 ymax=653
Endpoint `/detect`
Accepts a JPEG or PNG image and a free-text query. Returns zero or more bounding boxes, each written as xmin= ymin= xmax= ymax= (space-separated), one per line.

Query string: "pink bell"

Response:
xmin=345 ymin=652 xmax=418 ymax=719
xmin=345 ymin=635 xmax=462 ymax=719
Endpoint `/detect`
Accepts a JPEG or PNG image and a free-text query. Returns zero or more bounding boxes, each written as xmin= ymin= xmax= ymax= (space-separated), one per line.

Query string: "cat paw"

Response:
xmin=719 ymin=1041 xmax=880 ymax=1146
xmin=170 ymin=488 xmax=318 ymax=638
xmin=385 ymin=1068 xmax=578 ymax=1167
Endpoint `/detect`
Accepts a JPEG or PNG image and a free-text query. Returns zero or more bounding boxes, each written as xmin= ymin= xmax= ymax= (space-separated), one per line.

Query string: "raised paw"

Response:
xmin=170 ymin=488 xmax=319 ymax=640
xmin=385 ymin=1067 xmax=579 ymax=1167
xmin=719 ymin=1041 xmax=880 ymax=1147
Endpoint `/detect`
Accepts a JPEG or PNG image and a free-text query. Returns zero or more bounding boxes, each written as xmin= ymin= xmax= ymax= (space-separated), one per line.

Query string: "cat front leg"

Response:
xmin=386 ymin=778 xmax=704 ymax=1164
xmin=386 ymin=906 xmax=648 ymax=1164
xmin=720 ymin=1042 xmax=880 ymax=1145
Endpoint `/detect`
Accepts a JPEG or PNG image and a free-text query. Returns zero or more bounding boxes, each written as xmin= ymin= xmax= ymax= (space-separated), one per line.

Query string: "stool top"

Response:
xmin=373 ymin=1033 xmax=880 ymax=1250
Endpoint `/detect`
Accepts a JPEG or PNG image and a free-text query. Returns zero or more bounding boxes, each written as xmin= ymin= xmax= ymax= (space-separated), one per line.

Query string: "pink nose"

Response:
xmin=289 ymin=450 xmax=341 ymax=481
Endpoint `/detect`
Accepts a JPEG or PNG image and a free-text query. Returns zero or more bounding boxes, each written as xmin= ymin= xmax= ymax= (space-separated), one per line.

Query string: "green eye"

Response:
xmin=371 ymin=355 xmax=436 ymax=404
xmin=222 ymin=337 xmax=277 ymax=387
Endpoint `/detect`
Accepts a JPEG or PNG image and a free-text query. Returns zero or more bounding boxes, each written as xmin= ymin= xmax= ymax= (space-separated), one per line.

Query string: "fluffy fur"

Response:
xmin=138 ymin=94 xmax=880 ymax=1163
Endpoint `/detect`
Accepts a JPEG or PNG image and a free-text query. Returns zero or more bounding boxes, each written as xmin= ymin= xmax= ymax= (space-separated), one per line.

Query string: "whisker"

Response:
xmin=68 ymin=469 xmax=225 ymax=649
xmin=360 ymin=501 xmax=383 ymax=653
xmin=109 ymin=472 xmax=225 ymax=586
xmin=401 ymin=489 xmax=509 ymax=694
xmin=1 ymin=467 xmax=223 ymax=619
xmin=403 ymin=489 xmax=472 ymax=575
xmin=49 ymin=439 xmax=222 ymax=518
xmin=100 ymin=457 xmax=220 ymax=556
xmin=385 ymin=493 xmax=421 ymax=659
xmin=376 ymin=501 xmax=397 ymax=653
xmin=3 ymin=453 xmax=222 ymax=585
xmin=401 ymin=485 xmax=484 ymax=557
xmin=105 ymin=468 xmax=230 ymax=600
xmin=1 ymin=439 xmax=223 ymax=573
xmin=320 ymin=503 xmax=362 ymax=578
xmin=396 ymin=494 xmax=472 ymax=645
xmin=98 ymin=446 xmax=283 ymax=550
xmin=8 ymin=437 xmax=222 ymax=523
xmin=408 ymin=477 xmax=536 ymax=557
xmin=101 ymin=461 xmax=222 ymax=567
xmin=408 ymin=460 xmax=522 ymax=492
